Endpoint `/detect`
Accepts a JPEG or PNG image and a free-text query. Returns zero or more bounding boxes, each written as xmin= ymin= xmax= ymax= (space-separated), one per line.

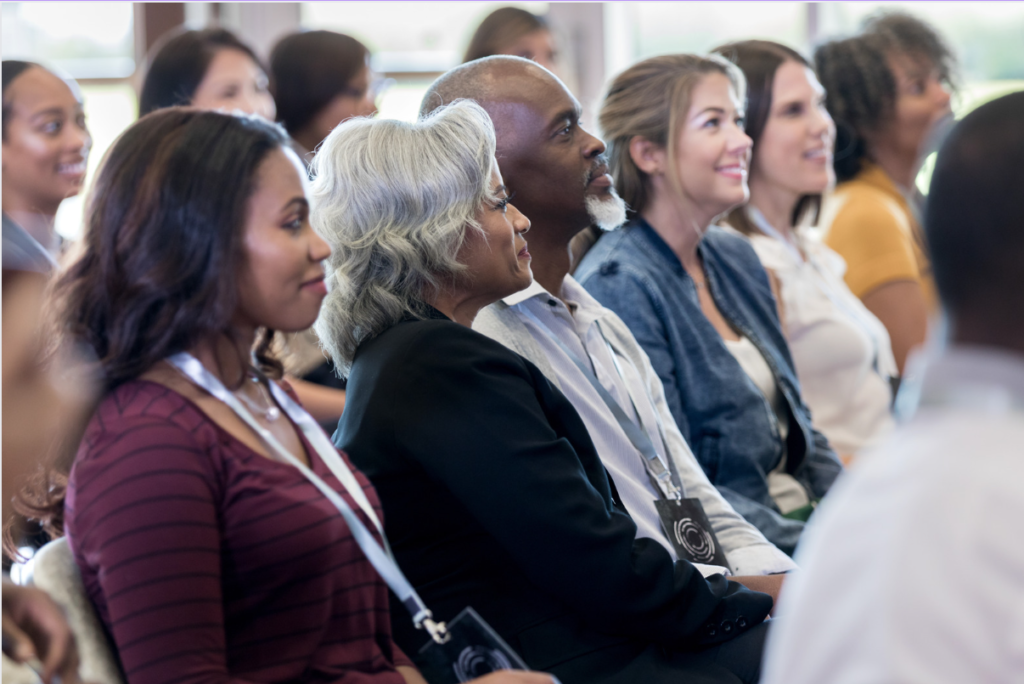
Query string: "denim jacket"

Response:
xmin=576 ymin=217 xmax=843 ymax=555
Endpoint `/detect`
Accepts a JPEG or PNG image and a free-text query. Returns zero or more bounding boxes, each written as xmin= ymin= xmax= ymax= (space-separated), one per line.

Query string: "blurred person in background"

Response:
xmin=713 ymin=40 xmax=897 ymax=464
xmin=270 ymin=30 xmax=380 ymax=164
xmin=3 ymin=60 xmax=91 ymax=264
xmin=2 ymin=62 xmax=95 ymax=684
xmin=577 ymin=54 xmax=843 ymax=556
xmin=463 ymin=7 xmax=558 ymax=73
xmin=139 ymin=27 xmax=275 ymax=120
xmin=269 ymin=29 xmax=386 ymax=429
xmin=814 ymin=11 xmax=955 ymax=373
xmin=761 ymin=90 xmax=1024 ymax=684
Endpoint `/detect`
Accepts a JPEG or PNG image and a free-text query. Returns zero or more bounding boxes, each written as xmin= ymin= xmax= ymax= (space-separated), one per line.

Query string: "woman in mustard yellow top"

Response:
xmin=814 ymin=12 xmax=954 ymax=373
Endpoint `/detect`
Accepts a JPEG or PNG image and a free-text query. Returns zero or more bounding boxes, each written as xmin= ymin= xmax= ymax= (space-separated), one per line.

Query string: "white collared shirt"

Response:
xmin=763 ymin=345 xmax=1024 ymax=684
xmin=499 ymin=277 xmax=797 ymax=577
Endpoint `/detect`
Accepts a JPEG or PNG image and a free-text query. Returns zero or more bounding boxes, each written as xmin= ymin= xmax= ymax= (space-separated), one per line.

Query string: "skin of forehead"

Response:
xmin=429 ymin=59 xmax=577 ymax=150
xmin=6 ymin=67 xmax=81 ymax=117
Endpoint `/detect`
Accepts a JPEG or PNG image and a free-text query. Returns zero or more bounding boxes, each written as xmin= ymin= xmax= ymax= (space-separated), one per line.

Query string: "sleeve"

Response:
xmin=580 ymin=268 xmax=691 ymax=438
xmin=389 ymin=327 xmax=772 ymax=648
xmin=824 ymin=195 xmax=920 ymax=299
xmin=628 ymin=318 xmax=798 ymax=575
xmin=67 ymin=418 xmax=258 ymax=684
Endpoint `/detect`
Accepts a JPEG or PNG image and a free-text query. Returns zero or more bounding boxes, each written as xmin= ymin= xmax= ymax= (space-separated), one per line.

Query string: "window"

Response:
xmin=2 ymin=1 xmax=135 ymax=79
xmin=301 ymin=2 xmax=549 ymax=122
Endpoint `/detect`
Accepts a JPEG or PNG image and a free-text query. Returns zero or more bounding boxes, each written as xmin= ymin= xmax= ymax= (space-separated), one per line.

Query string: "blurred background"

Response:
xmin=4 ymin=1 xmax=1023 ymax=241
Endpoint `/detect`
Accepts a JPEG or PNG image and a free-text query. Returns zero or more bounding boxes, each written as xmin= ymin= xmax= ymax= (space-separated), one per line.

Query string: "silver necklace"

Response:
xmin=235 ymin=370 xmax=281 ymax=422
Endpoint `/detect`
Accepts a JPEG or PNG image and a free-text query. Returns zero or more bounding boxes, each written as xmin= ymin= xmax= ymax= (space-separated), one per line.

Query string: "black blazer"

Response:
xmin=335 ymin=307 xmax=772 ymax=683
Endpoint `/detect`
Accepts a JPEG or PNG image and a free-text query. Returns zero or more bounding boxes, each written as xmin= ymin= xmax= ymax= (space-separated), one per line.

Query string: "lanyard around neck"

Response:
xmin=520 ymin=307 xmax=683 ymax=500
xmin=165 ymin=352 xmax=448 ymax=642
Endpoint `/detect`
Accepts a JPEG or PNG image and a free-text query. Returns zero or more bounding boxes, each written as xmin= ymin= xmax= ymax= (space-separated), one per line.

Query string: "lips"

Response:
xmin=57 ymin=161 xmax=87 ymax=177
xmin=587 ymin=163 xmax=613 ymax=188
xmin=517 ymin=242 xmax=531 ymax=260
xmin=715 ymin=164 xmax=746 ymax=180
xmin=301 ymin=274 xmax=327 ymax=295
xmin=803 ymin=148 xmax=829 ymax=163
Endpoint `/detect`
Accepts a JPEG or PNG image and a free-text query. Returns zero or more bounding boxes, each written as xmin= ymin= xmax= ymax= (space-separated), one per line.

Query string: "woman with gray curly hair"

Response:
xmin=312 ymin=99 xmax=773 ymax=684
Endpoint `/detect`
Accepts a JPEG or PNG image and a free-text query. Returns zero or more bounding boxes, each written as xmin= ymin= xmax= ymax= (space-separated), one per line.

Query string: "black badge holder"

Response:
xmin=417 ymin=607 xmax=538 ymax=684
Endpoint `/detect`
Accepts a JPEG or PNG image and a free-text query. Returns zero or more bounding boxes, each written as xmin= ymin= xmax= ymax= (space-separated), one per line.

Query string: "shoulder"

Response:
xmin=704 ymin=228 xmax=772 ymax=292
xmin=358 ymin=316 xmax=534 ymax=387
xmin=704 ymin=226 xmax=763 ymax=265
xmin=82 ymin=381 xmax=209 ymax=449
xmin=70 ymin=382 xmax=218 ymax=505
xmin=823 ymin=182 xmax=910 ymax=240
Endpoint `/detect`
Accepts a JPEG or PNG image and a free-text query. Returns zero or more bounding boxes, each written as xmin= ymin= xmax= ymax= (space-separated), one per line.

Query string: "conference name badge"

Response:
xmin=654 ymin=497 xmax=729 ymax=567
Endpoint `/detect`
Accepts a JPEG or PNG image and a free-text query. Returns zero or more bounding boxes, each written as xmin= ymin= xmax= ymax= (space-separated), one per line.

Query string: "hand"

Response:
xmin=730 ymin=574 xmax=786 ymax=615
xmin=1 ymin=582 xmax=81 ymax=684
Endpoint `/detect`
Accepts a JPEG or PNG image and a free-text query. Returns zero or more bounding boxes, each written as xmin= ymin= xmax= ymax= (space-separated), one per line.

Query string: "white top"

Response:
xmin=723 ymin=336 xmax=809 ymax=515
xmin=724 ymin=214 xmax=897 ymax=457
xmin=762 ymin=345 xmax=1024 ymax=684
xmin=486 ymin=276 xmax=797 ymax=577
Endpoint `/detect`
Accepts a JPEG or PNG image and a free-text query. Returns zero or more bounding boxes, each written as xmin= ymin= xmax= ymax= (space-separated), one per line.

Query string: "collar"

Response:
xmin=502 ymin=276 xmax=609 ymax=327
xmin=898 ymin=344 xmax=1024 ymax=418
xmin=855 ymin=161 xmax=912 ymax=211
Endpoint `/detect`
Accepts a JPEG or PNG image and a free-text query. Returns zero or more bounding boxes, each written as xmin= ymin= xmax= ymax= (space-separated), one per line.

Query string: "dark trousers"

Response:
xmin=550 ymin=620 xmax=770 ymax=684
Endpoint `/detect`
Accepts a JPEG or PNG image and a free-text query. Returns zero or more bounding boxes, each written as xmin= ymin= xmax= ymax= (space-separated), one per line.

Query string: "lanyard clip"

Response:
xmin=656 ymin=471 xmax=683 ymax=500
xmin=416 ymin=612 xmax=451 ymax=644
xmin=422 ymin=617 xmax=451 ymax=644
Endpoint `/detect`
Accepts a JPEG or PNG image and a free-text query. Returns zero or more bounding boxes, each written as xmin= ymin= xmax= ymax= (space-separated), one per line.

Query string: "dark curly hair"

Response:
xmin=814 ymin=11 xmax=956 ymax=182
xmin=712 ymin=40 xmax=823 ymax=235
xmin=3 ymin=109 xmax=289 ymax=557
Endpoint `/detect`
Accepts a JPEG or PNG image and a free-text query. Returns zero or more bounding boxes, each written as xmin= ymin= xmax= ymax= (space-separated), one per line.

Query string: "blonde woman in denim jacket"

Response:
xmin=576 ymin=54 xmax=843 ymax=556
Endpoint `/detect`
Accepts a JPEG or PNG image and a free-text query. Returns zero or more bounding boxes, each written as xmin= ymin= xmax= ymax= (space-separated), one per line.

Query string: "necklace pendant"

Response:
xmin=265 ymin=406 xmax=281 ymax=422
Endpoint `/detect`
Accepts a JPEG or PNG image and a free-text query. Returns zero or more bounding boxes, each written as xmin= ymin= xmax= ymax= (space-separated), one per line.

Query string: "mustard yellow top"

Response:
xmin=819 ymin=162 xmax=937 ymax=312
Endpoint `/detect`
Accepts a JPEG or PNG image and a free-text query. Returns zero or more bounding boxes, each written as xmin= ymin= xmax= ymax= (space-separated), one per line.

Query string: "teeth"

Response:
xmin=58 ymin=162 xmax=86 ymax=174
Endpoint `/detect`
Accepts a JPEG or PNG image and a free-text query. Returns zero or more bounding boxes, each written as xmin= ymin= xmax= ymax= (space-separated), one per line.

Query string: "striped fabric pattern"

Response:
xmin=65 ymin=380 xmax=412 ymax=684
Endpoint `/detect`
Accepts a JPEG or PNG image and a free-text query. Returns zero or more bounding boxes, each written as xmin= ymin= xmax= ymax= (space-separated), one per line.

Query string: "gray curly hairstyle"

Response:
xmin=310 ymin=99 xmax=497 ymax=374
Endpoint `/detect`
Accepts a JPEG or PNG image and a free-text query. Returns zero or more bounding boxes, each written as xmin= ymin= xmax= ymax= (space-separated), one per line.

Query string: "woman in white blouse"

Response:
xmin=713 ymin=40 xmax=897 ymax=463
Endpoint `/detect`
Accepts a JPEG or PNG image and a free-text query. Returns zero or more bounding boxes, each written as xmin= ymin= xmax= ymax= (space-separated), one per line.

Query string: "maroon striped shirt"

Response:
xmin=65 ymin=380 xmax=414 ymax=684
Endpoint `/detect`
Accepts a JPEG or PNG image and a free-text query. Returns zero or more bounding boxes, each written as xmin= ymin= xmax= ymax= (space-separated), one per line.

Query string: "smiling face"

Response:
xmin=190 ymin=48 xmax=276 ymax=121
xmin=750 ymin=60 xmax=835 ymax=205
xmin=672 ymin=72 xmax=753 ymax=219
xmin=456 ymin=162 xmax=533 ymax=302
xmin=234 ymin=147 xmax=331 ymax=333
xmin=2 ymin=66 xmax=91 ymax=215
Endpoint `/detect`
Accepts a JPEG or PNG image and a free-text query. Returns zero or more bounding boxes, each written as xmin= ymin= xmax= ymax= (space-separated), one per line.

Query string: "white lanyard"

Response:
xmin=166 ymin=352 xmax=448 ymax=642
xmin=520 ymin=306 xmax=683 ymax=500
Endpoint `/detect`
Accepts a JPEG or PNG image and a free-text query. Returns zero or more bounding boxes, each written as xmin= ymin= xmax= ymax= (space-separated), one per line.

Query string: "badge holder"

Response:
xmin=417 ymin=607 xmax=536 ymax=684
xmin=166 ymin=353 xmax=536 ymax=684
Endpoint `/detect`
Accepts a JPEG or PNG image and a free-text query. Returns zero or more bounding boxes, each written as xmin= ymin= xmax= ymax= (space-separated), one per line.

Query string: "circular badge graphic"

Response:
xmin=453 ymin=646 xmax=514 ymax=682
xmin=673 ymin=517 xmax=716 ymax=563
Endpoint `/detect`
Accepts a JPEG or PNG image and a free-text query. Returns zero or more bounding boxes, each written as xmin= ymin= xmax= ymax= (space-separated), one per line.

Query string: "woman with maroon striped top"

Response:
xmin=43 ymin=108 xmax=552 ymax=684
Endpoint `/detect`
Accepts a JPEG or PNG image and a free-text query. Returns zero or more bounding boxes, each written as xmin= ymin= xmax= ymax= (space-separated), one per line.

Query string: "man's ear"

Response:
xmin=628 ymin=135 xmax=666 ymax=175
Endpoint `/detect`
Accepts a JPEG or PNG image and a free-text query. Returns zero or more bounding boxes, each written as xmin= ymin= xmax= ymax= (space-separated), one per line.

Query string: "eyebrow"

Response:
xmin=30 ymin=107 xmax=66 ymax=121
xmin=548 ymin=105 xmax=582 ymax=132
xmin=281 ymin=197 xmax=308 ymax=212
xmin=494 ymin=184 xmax=508 ymax=195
